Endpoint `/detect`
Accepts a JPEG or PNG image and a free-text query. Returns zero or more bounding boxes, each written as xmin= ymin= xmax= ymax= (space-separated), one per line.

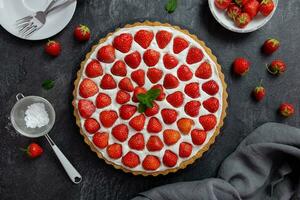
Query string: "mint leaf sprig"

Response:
xmin=165 ymin=0 xmax=177 ymax=13
xmin=42 ymin=80 xmax=55 ymax=90
xmin=137 ymin=89 xmax=161 ymax=113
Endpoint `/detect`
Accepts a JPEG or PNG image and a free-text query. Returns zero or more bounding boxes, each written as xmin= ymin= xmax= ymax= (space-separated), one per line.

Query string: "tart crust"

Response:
xmin=72 ymin=21 xmax=228 ymax=176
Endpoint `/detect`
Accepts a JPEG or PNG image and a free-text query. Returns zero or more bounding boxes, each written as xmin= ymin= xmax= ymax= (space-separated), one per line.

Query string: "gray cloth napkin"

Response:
xmin=132 ymin=122 xmax=300 ymax=200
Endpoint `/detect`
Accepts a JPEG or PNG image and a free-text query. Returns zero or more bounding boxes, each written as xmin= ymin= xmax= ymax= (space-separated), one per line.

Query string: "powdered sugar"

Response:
xmin=25 ymin=103 xmax=49 ymax=128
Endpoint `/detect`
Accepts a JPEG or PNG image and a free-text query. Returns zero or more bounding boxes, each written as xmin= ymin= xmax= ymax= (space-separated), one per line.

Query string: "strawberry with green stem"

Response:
xmin=266 ymin=60 xmax=286 ymax=75
xmin=253 ymin=80 xmax=265 ymax=101
xmin=21 ymin=143 xmax=43 ymax=159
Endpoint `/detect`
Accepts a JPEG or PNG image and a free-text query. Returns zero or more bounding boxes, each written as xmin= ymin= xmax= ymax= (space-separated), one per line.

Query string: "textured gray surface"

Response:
xmin=0 ymin=0 xmax=300 ymax=200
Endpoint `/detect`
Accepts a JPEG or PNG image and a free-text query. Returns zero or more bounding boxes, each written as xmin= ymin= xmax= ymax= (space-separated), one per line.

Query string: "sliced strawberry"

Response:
xmin=112 ymin=33 xmax=133 ymax=53
xmin=163 ymin=129 xmax=181 ymax=145
xmin=166 ymin=91 xmax=184 ymax=108
xmin=122 ymin=151 xmax=140 ymax=168
xmin=111 ymin=60 xmax=127 ymax=77
xmin=99 ymin=110 xmax=118 ymax=128
xmin=202 ymin=80 xmax=219 ymax=95
xmin=191 ymin=129 xmax=207 ymax=145
xmin=129 ymin=114 xmax=146 ymax=131
xmin=143 ymin=49 xmax=160 ymax=67
xmin=199 ymin=114 xmax=217 ymax=131
xmin=116 ymin=90 xmax=130 ymax=104
xmin=156 ymin=30 xmax=172 ymax=49
xmin=128 ymin=133 xmax=145 ymax=150
xmin=186 ymin=47 xmax=203 ymax=64
xmin=151 ymin=84 xmax=165 ymax=101
xmin=179 ymin=142 xmax=192 ymax=158
xmin=195 ymin=62 xmax=212 ymax=79
xmin=79 ymin=78 xmax=99 ymax=98
xmin=84 ymin=118 xmax=100 ymax=134
xmin=107 ymin=143 xmax=122 ymax=159
xmin=163 ymin=54 xmax=179 ymax=69
xmin=100 ymin=74 xmax=117 ymax=89
xmin=132 ymin=87 xmax=147 ymax=102
xmin=163 ymin=150 xmax=178 ymax=167
xmin=147 ymin=117 xmax=162 ymax=133
xmin=177 ymin=65 xmax=193 ymax=81
xmin=147 ymin=136 xmax=164 ymax=151
xmin=177 ymin=118 xmax=194 ymax=134
xmin=85 ymin=59 xmax=103 ymax=78
xmin=184 ymin=82 xmax=200 ymax=98
xmin=112 ymin=124 xmax=129 ymax=142
xmin=184 ymin=100 xmax=201 ymax=117
xmin=134 ymin=30 xmax=154 ymax=49
xmin=119 ymin=104 xmax=137 ymax=120
xmin=95 ymin=93 xmax=111 ymax=108
xmin=161 ymin=109 xmax=178 ymax=124
xmin=118 ymin=77 xmax=134 ymax=92
xmin=78 ymin=99 xmax=95 ymax=118
xmin=147 ymin=68 xmax=163 ymax=83
xmin=203 ymin=97 xmax=219 ymax=113
xmin=93 ymin=132 xmax=109 ymax=149
xmin=131 ymin=69 xmax=145 ymax=87
xmin=163 ymin=74 xmax=179 ymax=89
xmin=173 ymin=37 xmax=189 ymax=54
xmin=97 ymin=45 xmax=115 ymax=63
xmin=124 ymin=51 xmax=141 ymax=69
xmin=145 ymin=102 xmax=159 ymax=117
xmin=142 ymin=155 xmax=160 ymax=170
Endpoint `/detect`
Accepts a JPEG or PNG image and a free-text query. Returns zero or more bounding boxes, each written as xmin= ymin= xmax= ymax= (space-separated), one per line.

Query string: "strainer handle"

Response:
xmin=45 ymin=134 xmax=82 ymax=184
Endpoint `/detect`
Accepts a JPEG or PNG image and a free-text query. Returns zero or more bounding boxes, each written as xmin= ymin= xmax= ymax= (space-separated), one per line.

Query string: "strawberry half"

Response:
xmin=147 ymin=68 xmax=163 ymax=84
xmin=128 ymin=133 xmax=145 ymax=150
xmin=116 ymin=90 xmax=130 ymax=104
xmin=96 ymin=93 xmax=111 ymax=108
xmin=184 ymin=100 xmax=201 ymax=117
xmin=166 ymin=91 xmax=184 ymax=108
xmin=195 ymin=62 xmax=212 ymax=79
xmin=145 ymin=102 xmax=160 ymax=117
xmin=177 ymin=118 xmax=194 ymax=134
xmin=163 ymin=150 xmax=178 ymax=167
xmin=112 ymin=124 xmax=129 ymax=142
xmin=78 ymin=99 xmax=95 ymax=118
xmin=79 ymin=78 xmax=99 ymax=98
xmin=100 ymin=74 xmax=117 ymax=89
xmin=134 ymin=30 xmax=154 ymax=49
xmin=119 ymin=104 xmax=137 ymax=120
xmin=173 ymin=37 xmax=189 ymax=54
xmin=111 ymin=60 xmax=127 ymax=77
xmin=191 ymin=129 xmax=207 ymax=145
xmin=118 ymin=77 xmax=134 ymax=92
xmin=124 ymin=51 xmax=141 ymax=69
xmin=122 ymin=151 xmax=140 ymax=168
xmin=177 ymin=65 xmax=193 ymax=81
xmin=132 ymin=87 xmax=147 ymax=102
xmin=163 ymin=54 xmax=179 ymax=69
xmin=131 ymin=69 xmax=145 ymax=87
xmin=84 ymin=118 xmax=100 ymax=134
xmin=85 ymin=59 xmax=103 ymax=78
xmin=179 ymin=142 xmax=192 ymax=158
xmin=186 ymin=47 xmax=203 ymax=64
xmin=156 ymin=30 xmax=172 ymax=49
xmin=163 ymin=129 xmax=181 ymax=145
xmin=161 ymin=109 xmax=178 ymax=124
xmin=163 ymin=74 xmax=179 ymax=89
xmin=184 ymin=82 xmax=200 ymax=98
xmin=142 ymin=155 xmax=160 ymax=170
xmin=143 ymin=49 xmax=160 ymax=67
xmin=129 ymin=114 xmax=146 ymax=131
xmin=113 ymin=33 xmax=133 ymax=53
xmin=93 ymin=132 xmax=109 ymax=149
xmin=147 ymin=117 xmax=162 ymax=133
xmin=203 ymin=97 xmax=219 ymax=113
xmin=97 ymin=45 xmax=116 ymax=63
xmin=107 ymin=143 xmax=122 ymax=159
xmin=199 ymin=114 xmax=217 ymax=131
xmin=151 ymin=84 xmax=166 ymax=101
xmin=146 ymin=136 xmax=164 ymax=151
xmin=202 ymin=80 xmax=219 ymax=95
xmin=99 ymin=110 xmax=118 ymax=128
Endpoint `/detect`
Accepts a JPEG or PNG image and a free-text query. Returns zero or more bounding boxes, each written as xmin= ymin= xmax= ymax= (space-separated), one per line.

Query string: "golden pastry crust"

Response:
xmin=72 ymin=21 xmax=228 ymax=176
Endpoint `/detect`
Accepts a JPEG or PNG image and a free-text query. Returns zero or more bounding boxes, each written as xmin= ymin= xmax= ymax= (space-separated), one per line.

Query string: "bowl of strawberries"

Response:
xmin=208 ymin=0 xmax=277 ymax=33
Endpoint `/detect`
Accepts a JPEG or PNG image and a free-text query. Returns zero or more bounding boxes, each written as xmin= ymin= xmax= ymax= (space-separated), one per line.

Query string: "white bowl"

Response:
xmin=208 ymin=0 xmax=278 ymax=33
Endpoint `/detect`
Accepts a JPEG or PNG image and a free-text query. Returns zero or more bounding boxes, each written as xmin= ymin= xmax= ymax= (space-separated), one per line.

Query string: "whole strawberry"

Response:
xmin=267 ymin=60 xmax=286 ymax=75
xmin=22 ymin=143 xmax=43 ymax=158
xmin=279 ymin=103 xmax=294 ymax=117
xmin=45 ymin=40 xmax=61 ymax=57
xmin=263 ymin=38 xmax=280 ymax=55
xmin=74 ymin=24 xmax=91 ymax=42
xmin=253 ymin=82 xmax=265 ymax=101
xmin=233 ymin=57 xmax=250 ymax=76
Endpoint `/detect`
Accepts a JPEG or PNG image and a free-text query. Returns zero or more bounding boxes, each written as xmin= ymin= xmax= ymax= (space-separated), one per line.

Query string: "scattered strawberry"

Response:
xmin=134 ymin=30 xmax=154 ymax=49
xmin=147 ymin=68 xmax=163 ymax=83
xmin=195 ymin=62 xmax=212 ymax=79
xmin=112 ymin=33 xmax=133 ymax=53
xmin=163 ymin=74 xmax=179 ymax=89
xmin=112 ymin=124 xmax=129 ymax=142
xmin=163 ymin=129 xmax=181 ymax=145
xmin=122 ymin=152 xmax=140 ymax=168
xmin=243 ymin=0 xmax=260 ymax=19
xmin=143 ymin=49 xmax=160 ymax=67
xmin=177 ymin=118 xmax=194 ymax=134
xmin=252 ymin=82 xmax=265 ymax=101
xmin=191 ymin=129 xmax=207 ymax=145
xmin=177 ymin=65 xmax=193 ymax=81
xmin=132 ymin=87 xmax=147 ymax=102
xmin=267 ymin=60 xmax=286 ymax=75
xmin=124 ymin=51 xmax=141 ymax=69
xmin=163 ymin=150 xmax=178 ymax=167
xmin=156 ymin=30 xmax=172 ymax=49
xmin=96 ymin=93 xmax=111 ymax=108
xmin=79 ymin=78 xmax=99 ymax=98
xmin=173 ymin=37 xmax=189 ymax=54
xmin=99 ymin=110 xmax=118 ymax=127
xmin=142 ymin=155 xmax=160 ymax=170
xmin=163 ymin=54 xmax=179 ymax=69
xmin=233 ymin=57 xmax=250 ymax=75
xmin=78 ymin=99 xmax=95 ymax=118
xmin=161 ymin=109 xmax=178 ymax=124
xmin=119 ymin=105 xmax=137 ymax=120
xmin=227 ymin=3 xmax=242 ymax=21
xmin=97 ymin=45 xmax=115 ymax=63
xmin=259 ymin=0 xmax=275 ymax=16
xmin=203 ymin=97 xmax=220 ymax=113
xmin=100 ymin=74 xmax=117 ymax=89
xmin=185 ymin=100 xmax=201 ymax=117
xmin=179 ymin=142 xmax=192 ymax=158
xmin=147 ymin=117 xmax=162 ymax=133
xmin=214 ymin=0 xmax=232 ymax=10
xmin=85 ymin=59 xmax=103 ymax=78
xmin=235 ymin=12 xmax=251 ymax=28
xmin=107 ymin=143 xmax=122 ymax=159
xmin=128 ymin=133 xmax=145 ymax=150
xmin=147 ymin=136 xmax=164 ymax=151
xmin=279 ymin=103 xmax=294 ymax=117
xmin=45 ymin=40 xmax=61 ymax=57
xmin=131 ymin=69 xmax=145 ymax=87
xmin=185 ymin=82 xmax=200 ymax=98
xmin=116 ymin=90 xmax=130 ymax=104
xmin=118 ymin=77 xmax=134 ymax=92
xmin=151 ymin=84 xmax=166 ymax=101
xmin=129 ymin=114 xmax=146 ymax=131
xmin=84 ymin=118 xmax=100 ymax=134
xmin=74 ymin=24 xmax=90 ymax=42
xmin=93 ymin=132 xmax=109 ymax=149
xmin=111 ymin=60 xmax=127 ymax=77
xmin=186 ymin=47 xmax=204 ymax=64
xmin=262 ymin=38 xmax=280 ymax=55
xmin=199 ymin=114 xmax=217 ymax=131
xmin=23 ymin=143 xmax=43 ymax=158
xmin=202 ymin=80 xmax=219 ymax=95
xmin=145 ymin=102 xmax=160 ymax=117
xmin=166 ymin=91 xmax=184 ymax=107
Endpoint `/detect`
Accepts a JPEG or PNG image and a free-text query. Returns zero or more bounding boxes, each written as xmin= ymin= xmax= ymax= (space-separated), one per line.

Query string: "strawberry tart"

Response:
xmin=73 ymin=21 xmax=227 ymax=176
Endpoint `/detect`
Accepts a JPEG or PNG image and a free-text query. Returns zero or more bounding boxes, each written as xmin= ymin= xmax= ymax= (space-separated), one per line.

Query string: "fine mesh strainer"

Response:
xmin=10 ymin=93 xmax=82 ymax=184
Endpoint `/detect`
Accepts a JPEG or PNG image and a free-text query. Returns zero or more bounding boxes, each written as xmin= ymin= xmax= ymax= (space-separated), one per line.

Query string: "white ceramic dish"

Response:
xmin=0 ymin=0 xmax=77 ymax=40
xmin=208 ymin=0 xmax=278 ymax=33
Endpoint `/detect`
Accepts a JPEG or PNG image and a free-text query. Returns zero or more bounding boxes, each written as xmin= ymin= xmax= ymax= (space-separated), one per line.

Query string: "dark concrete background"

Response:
xmin=1 ymin=0 xmax=300 ymax=199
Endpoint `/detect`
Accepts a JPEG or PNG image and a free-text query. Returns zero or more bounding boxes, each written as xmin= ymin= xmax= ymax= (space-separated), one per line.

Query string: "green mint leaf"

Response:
xmin=137 ymin=93 xmax=148 ymax=104
xmin=138 ymin=103 xmax=147 ymax=113
xmin=147 ymin=89 xmax=161 ymax=101
xmin=42 ymin=80 xmax=54 ymax=90
xmin=165 ymin=0 xmax=177 ymax=13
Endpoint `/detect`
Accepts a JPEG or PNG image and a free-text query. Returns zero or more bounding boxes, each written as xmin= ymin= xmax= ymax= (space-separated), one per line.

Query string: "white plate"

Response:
xmin=0 ymin=0 xmax=77 ymax=40
xmin=208 ymin=0 xmax=277 ymax=33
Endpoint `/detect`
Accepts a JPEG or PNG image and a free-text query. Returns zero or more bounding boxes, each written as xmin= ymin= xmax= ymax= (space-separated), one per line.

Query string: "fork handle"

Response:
xmin=46 ymin=0 xmax=76 ymax=15
xmin=44 ymin=0 xmax=58 ymax=13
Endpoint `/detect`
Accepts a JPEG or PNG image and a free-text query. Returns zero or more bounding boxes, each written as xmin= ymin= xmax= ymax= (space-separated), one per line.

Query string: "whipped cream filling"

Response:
xmin=75 ymin=25 xmax=224 ymax=173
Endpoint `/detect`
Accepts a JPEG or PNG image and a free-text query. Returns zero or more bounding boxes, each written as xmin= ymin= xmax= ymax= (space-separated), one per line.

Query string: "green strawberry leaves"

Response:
xmin=165 ymin=0 xmax=177 ymax=13
xmin=137 ymin=89 xmax=160 ymax=113
xmin=42 ymin=80 xmax=55 ymax=90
